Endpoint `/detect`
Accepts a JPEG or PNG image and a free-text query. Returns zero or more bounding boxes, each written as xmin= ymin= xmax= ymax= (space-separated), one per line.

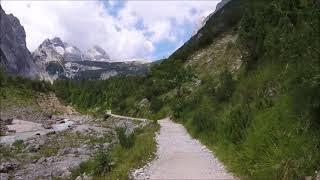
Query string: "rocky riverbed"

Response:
xmin=0 ymin=93 xmax=148 ymax=179
xmin=0 ymin=114 xmax=147 ymax=179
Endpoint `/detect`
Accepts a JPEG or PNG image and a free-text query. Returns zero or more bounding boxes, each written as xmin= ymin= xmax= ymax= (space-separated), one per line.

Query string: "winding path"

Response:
xmin=133 ymin=118 xmax=234 ymax=180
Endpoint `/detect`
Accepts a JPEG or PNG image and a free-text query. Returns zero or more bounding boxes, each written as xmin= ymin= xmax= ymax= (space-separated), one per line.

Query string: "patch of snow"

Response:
xmin=65 ymin=62 xmax=72 ymax=68
xmin=54 ymin=46 xmax=65 ymax=55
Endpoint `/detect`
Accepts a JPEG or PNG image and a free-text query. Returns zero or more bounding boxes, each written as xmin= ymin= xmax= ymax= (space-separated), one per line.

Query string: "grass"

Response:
xmin=38 ymin=131 xmax=112 ymax=157
xmin=0 ymin=140 xmax=27 ymax=160
xmin=0 ymin=85 xmax=37 ymax=109
xmin=71 ymin=121 xmax=160 ymax=179
xmin=175 ymin=61 xmax=320 ymax=179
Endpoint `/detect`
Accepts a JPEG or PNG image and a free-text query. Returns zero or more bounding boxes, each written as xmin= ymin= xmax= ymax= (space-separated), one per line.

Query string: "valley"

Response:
xmin=1 ymin=0 xmax=320 ymax=179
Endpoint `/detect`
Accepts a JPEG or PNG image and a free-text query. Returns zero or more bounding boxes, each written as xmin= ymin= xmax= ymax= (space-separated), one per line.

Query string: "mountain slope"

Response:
xmin=53 ymin=0 xmax=320 ymax=179
xmin=0 ymin=5 xmax=38 ymax=79
xmin=170 ymin=0 xmax=244 ymax=60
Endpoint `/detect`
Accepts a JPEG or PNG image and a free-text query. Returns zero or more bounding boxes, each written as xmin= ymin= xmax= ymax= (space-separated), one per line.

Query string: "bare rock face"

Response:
xmin=33 ymin=37 xmax=83 ymax=63
xmin=192 ymin=0 xmax=232 ymax=36
xmin=170 ymin=0 xmax=243 ymax=60
xmin=0 ymin=5 xmax=38 ymax=78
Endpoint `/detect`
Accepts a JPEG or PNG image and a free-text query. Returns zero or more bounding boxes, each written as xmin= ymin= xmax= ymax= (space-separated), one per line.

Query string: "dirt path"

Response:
xmin=107 ymin=113 xmax=148 ymax=122
xmin=133 ymin=118 xmax=234 ymax=180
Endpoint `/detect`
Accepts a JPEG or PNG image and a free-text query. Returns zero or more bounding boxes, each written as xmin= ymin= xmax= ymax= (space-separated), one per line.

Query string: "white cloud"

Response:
xmin=1 ymin=0 xmax=220 ymax=60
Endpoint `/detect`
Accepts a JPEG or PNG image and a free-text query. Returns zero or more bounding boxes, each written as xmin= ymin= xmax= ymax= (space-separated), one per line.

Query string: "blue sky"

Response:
xmin=2 ymin=0 xmax=220 ymax=61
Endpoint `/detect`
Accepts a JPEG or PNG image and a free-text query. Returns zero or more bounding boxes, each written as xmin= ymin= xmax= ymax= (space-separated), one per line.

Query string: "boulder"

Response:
xmin=0 ymin=173 xmax=9 ymax=180
xmin=0 ymin=161 xmax=19 ymax=173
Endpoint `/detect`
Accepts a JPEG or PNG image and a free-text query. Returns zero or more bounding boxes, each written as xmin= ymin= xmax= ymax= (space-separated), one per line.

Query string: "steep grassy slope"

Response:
xmin=173 ymin=0 xmax=320 ymax=178
xmin=0 ymin=69 xmax=54 ymax=122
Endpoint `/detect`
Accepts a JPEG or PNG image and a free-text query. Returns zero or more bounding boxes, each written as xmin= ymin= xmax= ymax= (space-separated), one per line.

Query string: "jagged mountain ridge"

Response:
xmin=171 ymin=0 xmax=243 ymax=60
xmin=33 ymin=37 xmax=111 ymax=63
xmin=192 ymin=0 xmax=232 ymax=36
xmin=0 ymin=4 xmax=149 ymax=81
xmin=33 ymin=37 xmax=149 ymax=80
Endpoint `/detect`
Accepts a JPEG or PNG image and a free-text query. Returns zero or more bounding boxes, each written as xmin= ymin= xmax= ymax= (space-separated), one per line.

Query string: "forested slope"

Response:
xmin=53 ymin=0 xmax=320 ymax=179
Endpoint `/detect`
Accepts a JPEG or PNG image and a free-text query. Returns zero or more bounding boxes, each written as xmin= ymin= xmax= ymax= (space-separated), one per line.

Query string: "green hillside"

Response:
xmin=53 ymin=0 xmax=320 ymax=179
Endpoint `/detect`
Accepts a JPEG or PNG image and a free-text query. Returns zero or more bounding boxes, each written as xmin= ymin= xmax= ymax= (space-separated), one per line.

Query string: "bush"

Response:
xmin=222 ymin=104 xmax=251 ymax=144
xmin=116 ymin=128 xmax=135 ymax=149
xmin=73 ymin=151 xmax=112 ymax=177
xmin=150 ymin=97 xmax=164 ymax=113
xmin=0 ymin=67 xmax=7 ymax=88
xmin=191 ymin=103 xmax=215 ymax=132
xmin=214 ymin=70 xmax=236 ymax=102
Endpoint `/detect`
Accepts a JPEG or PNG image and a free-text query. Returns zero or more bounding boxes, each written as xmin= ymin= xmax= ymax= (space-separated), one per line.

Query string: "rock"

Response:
xmin=103 ymin=143 xmax=110 ymax=149
xmin=37 ymin=157 xmax=47 ymax=164
xmin=58 ymin=147 xmax=79 ymax=156
xmin=0 ymin=173 xmax=9 ymax=180
xmin=7 ymin=129 xmax=16 ymax=133
xmin=316 ymin=171 xmax=320 ymax=180
xmin=27 ymin=144 xmax=40 ymax=152
xmin=67 ymin=154 xmax=76 ymax=158
xmin=0 ymin=123 xmax=8 ymax=136
xmin=47 ymin=131 xmax=56 ymax=135
xmin=75 ymin=175 xmax=91 ymax=180
xmin=42 ymin=124 xmax=53 ymax=129
xmin=305 ymin=176 xmax=312 ymax=180
xmin=0 ymin=161 xmax=19 ymax=173
xmin=0 ymin=6 xmax=38 ymax=78
xmin=85 ymin=175 xmax=92 ymax=180
xmin=45 ymin=114 xmax=53 ymax=119
xmin=4 ymin=118 xmax=13 ymax=125
xmin=77 ymin=175 xmax=92 ymax=180
xmin=61 ymin=170 xmax=72 ymax=179
xmin=104 ymin=114 xmax=111 ymax=119
xmin=58 ymin=147 xmax=71 ymax=156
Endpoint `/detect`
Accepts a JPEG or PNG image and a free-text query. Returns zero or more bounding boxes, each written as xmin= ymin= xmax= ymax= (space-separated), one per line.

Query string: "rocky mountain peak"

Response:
xmin=34 ymin=37 xmax=83 ymax=63
xmin=51 ymin=37 xmax=65 ymax=48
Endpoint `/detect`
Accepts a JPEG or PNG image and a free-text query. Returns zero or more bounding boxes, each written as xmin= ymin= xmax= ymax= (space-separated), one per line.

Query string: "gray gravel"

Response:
xmin=132 ymin=118 xmax=234 ymax=180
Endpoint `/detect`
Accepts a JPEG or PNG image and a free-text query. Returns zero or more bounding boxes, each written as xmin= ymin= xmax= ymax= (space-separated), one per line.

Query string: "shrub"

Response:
xmin=222 ymin=104 xmax=251 ymax=144
xmin=116 ymin=128 xmax=135 ymax=149
xmin=214 ymin=70 xmax=236 ymax=102
xmin=74 ymin=151 xmax=112 ymax=176
xmin=191 ymin=103 xmax=216 ymax=132
xmin=150 ymin=97 xmax=164 ymax=113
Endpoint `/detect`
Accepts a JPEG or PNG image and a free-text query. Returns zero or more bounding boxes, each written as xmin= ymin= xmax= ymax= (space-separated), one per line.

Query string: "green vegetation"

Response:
xmin=53 ymin=76 xmax=146 ymax=116
xmin=176 ymin=0 xmax=320 ymax=179
xmin=116 ymin=127 xmax=135 ymax=149
xmin=53 ymin=59 xmax=193 ymax=119
xmin=0 ymin=67 xmax=52 ymax=108
xmin=50 ymin=0 xmax=320 ymax=178
xmin=71 ymin=122 xmax=160 ymax=179
xmin=71 ymin=150 xmax=113 ymax=177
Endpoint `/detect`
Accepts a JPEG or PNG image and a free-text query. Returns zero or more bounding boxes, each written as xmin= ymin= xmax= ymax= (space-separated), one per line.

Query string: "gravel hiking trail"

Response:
xmin=133 ymin=118 xmax=234 ymax=180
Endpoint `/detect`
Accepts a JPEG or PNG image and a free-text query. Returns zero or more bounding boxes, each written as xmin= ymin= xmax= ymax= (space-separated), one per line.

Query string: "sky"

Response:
xmin=2 ymin=0 xmax=220 ymax=61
